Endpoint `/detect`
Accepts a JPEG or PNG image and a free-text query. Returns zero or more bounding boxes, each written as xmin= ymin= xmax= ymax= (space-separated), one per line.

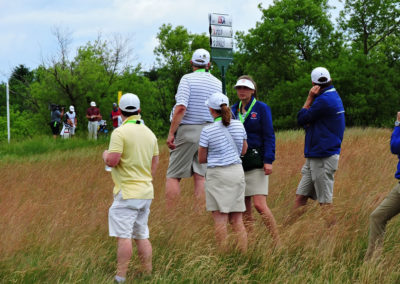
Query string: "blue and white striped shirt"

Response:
xmin=171 ymin=71 xmax=222 ymax=125
xmin=199 ymin=120 xmax=247 ymax=168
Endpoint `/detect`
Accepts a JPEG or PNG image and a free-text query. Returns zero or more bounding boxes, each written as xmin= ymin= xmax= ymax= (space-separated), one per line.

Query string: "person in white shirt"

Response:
xmin=198 ymin=92 xmax=248 ymax=253
xmin=65 ymin=105 xmax=77 ymax=136
xmin=166 ymin=49 xmax=222 ymax=211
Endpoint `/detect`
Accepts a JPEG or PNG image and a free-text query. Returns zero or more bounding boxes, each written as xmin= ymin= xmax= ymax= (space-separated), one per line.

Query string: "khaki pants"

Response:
xmin=366 ymin=183 xmax=400 ymax=259
xmin=296 ymin=155 xmax=339 ymax=203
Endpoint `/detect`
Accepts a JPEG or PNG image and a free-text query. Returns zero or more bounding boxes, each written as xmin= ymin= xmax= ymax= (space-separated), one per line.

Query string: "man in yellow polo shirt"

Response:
xmin=103 ymin=93 xmax=159 ymax=283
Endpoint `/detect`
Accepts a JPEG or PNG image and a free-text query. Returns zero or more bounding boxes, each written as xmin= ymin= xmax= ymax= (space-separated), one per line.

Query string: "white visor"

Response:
xmin=234 ymin=79 xmax=255 ymax=90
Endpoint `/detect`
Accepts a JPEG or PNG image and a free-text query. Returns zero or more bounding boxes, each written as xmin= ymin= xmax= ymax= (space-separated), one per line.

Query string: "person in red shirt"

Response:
xmin=86 ymin=101 xmax=102 ymax=140
xmin=110 ymin=103 xmax=121 ymax=129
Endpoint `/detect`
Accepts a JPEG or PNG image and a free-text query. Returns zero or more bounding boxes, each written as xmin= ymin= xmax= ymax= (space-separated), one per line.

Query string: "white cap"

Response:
xmin=69 ymin=105 xmax=75 ymax=111
xmin=205 ymin=92 xmax=229 ymax=110
xmin=119 ymin=93 xmax=140 ymax=112
xmin=90 ymin=101 xmax=96 ymax=107
xmin=191 ymin=49 xmax=210 ymax=66
xmin=311 ymin=67 xmax=331 ymax=84
xmin=234 ymin=78 xmax=255 ymax=90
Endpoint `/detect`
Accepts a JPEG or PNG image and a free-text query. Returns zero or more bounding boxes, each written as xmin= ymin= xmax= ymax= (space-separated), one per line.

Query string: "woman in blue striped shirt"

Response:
xmin=199 ymin=92 xmax=248 ymax=252
xmin=232 ymin=75 xmax=279 ymax=245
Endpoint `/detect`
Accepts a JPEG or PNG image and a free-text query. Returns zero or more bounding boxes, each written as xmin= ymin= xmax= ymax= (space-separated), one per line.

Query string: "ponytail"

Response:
xmin=220 ymin=104 xmax=231 ymax=127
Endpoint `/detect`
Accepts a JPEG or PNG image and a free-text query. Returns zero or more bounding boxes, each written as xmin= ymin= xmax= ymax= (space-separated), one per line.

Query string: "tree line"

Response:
xmin=0 ymin=0 xmax=399 ymax=141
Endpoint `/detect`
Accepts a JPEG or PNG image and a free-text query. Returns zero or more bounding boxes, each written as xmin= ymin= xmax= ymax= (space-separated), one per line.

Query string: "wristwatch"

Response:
xmin=395 ymin=121 xmax=400 ymax=127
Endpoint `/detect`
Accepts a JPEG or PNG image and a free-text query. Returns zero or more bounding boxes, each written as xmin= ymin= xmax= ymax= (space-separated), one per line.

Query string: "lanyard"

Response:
xmin=238 ymin=98 xmax=256 ymax=123
xmin=214 ymin=117 xmax=222 ymax=122
xmin=123 ymin=119 xmax=140 ymax=125
xmin=195 ymin=69 xmax=206 ymax=72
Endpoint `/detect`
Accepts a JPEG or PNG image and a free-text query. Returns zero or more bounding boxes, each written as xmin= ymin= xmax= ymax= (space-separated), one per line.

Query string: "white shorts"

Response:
xmin=108 ymin=192 xmax=152 ymax=239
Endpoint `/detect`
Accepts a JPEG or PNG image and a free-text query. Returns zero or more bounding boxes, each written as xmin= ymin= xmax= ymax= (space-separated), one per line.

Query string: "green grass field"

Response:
xmin=1 ymin=128 xmax=400 ymax=283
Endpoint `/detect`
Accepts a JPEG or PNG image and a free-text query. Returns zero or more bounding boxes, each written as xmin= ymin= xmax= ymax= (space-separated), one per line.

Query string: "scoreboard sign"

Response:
xmin=209 ymin=13 xmax=233 ymax=94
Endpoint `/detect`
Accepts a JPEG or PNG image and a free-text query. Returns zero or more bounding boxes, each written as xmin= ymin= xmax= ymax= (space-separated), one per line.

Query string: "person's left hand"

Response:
xmin=264 ymin=163 xmax=272 ymax=175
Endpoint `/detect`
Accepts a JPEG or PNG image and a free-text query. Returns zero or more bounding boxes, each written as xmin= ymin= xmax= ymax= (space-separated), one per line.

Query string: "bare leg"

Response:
xmin=193 ymin=173 xmax=205 ymax=210
xmin=253 ymin=195 xmax=280 ymax=245
xmin=243 ymin=196 xmax=254 ymax=233
xmin=165 ymin=177 xmax=181 ymax=210
xmin=283 ymin=194 xmax=308 ymax=226
xmin=134 ymin=239 xmax=152 ymax=274
xmin=212 ymin=211 xmax=229 ymax=251
xmin=116 ymin=238 xmax=133 ymax=278
xmin=294 ymin=194 xmax=308 ymax=209
xmin=229 ymin=212 xmax=248 ymax=253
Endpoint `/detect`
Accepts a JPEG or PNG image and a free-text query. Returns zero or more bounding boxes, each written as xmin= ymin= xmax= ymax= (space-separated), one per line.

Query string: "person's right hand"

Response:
xmin=167 ymin=133 xmax=176 ymax=150
xmin=308 ymin=85 xmax=321 ymax=98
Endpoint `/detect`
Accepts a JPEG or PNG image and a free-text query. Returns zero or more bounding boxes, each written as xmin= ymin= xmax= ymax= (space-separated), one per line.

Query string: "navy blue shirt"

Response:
xmin=297 ymin=85 xmax=345 ymax=158
xmin=390 ymin=126 xmax=400 ymax=179
xmin=232 ymin=97 xmax=275 ymax=164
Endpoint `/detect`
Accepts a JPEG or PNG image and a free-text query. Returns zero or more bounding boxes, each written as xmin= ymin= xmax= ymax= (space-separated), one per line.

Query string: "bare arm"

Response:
xmin=167 ymin=105 xmax=186 ymax=149
xmin=102 ymin=150 xmax=121 ymax=167
xmin=198 ymin=146 xmax=208 ymax=164
xmin=151 ymin=155 xmax=159 ymax=178
xmin=241 ymin=140 xmax=248 ymax=156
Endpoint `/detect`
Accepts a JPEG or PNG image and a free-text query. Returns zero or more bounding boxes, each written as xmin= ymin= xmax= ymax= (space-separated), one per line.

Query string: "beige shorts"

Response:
xmin=205 ymin=164 xmax=246 ymax=213
xmin=296 ymin=155 xmax=339 ymax=204
xmin=166 ymin=124 xmax=208 ymax=178
xmin=108 ymin=192 xmax=152 ymax=239
xmin=244 ymin=168 xmax=269 ymax=196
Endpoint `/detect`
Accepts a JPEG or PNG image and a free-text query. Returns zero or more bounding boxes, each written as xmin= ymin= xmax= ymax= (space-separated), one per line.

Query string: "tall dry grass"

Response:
xmin=1 ymin=128 xmax=400 ymax=283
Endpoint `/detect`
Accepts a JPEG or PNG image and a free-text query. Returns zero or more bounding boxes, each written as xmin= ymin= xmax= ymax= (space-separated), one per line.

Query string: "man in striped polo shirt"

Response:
xmin=166 ymin=48 xmax=222 ymax=210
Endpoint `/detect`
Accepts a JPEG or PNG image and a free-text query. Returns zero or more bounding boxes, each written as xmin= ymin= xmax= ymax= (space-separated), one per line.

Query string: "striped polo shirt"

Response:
xmin=171 ymin=70 xmax=222 ymax=125
xmin=199 ymin=120 xmax=247 ymax=168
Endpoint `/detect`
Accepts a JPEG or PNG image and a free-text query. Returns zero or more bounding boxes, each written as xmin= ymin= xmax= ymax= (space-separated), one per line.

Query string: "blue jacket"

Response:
xmin=390 ymin=126 xmax=400 ymax=179
xmin=231 ymin=97 xmax=275 ymax=164
xmin=297 ymin=85 xmax=345 ymax=158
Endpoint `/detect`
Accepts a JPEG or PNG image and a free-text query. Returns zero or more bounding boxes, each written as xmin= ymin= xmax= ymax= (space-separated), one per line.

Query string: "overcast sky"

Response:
xmin=0 ymin=0 xmax=342 ymax=82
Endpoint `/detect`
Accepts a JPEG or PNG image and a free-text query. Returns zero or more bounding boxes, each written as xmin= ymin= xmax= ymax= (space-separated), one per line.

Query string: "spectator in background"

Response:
xmin=49 ymin=104 xmax=64 ymax=139
xmin=165 ymin=48 xmax=222 ymax=211
xmin=86 ymin=101 xmax=102 ymax=140
xmin=111 ymin=102 xmax=122 ymax=129
xmin=65 ymin=105 xmax=77 ymax=137
xmin=103 ymin=93 xmax=159 ymax=283
xmin=365 ymin=111 xmax=400 ymax=260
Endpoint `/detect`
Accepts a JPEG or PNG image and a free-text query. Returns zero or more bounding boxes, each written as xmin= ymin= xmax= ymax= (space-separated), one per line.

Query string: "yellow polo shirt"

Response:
xmin=108 ymin=115 xmax=159 ymax=199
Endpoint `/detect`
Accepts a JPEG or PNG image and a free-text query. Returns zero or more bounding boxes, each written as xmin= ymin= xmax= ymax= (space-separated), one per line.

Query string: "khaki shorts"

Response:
xmin=296 ymin=155 xmax=339 ymax=204
xmin=205 ymin=164 xmax=246 ymax=213
xmin=166 ymin=124 xmax=208 ymax=178
xmin=245 ymin=168 xmax=269 ymax=196
xmin=108 ymin=192 xmax=152 ymax=239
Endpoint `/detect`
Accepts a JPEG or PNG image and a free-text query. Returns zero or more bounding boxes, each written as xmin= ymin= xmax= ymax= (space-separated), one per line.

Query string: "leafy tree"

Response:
xmin=338 ymin=0 xmax=400 ymax=55
xmin=154 ymin=23 xmax=210 ymax=92
xmin=30 ymin=30 xmax=136 ymax=133
xmin=235 ymin=0 xmax=339 ymax=88
xmin=8 ymin=65 xmax=37 ymax=112
xmin=150 ymin=24 xmax=211 ymax=133
xmin=233 ymin=0 xmax=341 ymax=128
